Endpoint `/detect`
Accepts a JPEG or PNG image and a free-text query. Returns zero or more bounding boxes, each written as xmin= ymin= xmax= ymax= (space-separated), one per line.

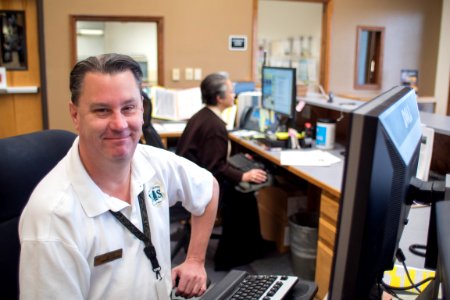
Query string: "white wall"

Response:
xmin=434 ymin=0 xmax=450 ymax=115
xmin=258 ymin=0 xmax=322 ymax=56
xmin=76 ymin=21 xmax=105 ymax=59
xmin=104 ymin=22 xmax=157 ymax=83
xmin=329 ymin=0 xmax=442 ymax=100
xmin=257 ymin=0 xmax=323 ymax=84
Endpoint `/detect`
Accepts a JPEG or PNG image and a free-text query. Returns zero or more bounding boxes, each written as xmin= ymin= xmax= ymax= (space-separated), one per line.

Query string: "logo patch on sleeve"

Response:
xmin=148 ymin=185 xmax=164 ymax=206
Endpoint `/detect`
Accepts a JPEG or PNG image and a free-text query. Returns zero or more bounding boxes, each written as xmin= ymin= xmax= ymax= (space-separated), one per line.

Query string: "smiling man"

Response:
xmin=19 ymin=53 xmax=219 ymax=299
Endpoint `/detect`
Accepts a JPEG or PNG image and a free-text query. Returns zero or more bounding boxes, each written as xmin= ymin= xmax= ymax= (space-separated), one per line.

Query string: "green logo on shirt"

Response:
xmin=149 ymin=185 xmax=163 ymax=206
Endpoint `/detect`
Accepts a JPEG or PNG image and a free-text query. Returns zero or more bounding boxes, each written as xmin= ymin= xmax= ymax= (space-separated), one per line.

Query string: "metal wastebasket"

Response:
xmin=289 ymin=211 xmax=318 ymax=281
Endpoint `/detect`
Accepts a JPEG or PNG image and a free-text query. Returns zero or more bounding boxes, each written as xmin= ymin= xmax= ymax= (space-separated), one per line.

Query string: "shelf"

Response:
xmin=0 ymin=86 xmax=39 ymax=94
xmin=297 ymin=92 xmax=364 ymax=113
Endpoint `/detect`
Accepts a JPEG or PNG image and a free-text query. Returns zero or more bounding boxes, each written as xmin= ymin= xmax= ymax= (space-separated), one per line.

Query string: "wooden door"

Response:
xmin=0 ymin=0 xmax=42 ymax=138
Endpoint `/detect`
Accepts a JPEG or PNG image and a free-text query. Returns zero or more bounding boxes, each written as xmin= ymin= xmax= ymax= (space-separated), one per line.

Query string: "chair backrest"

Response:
xmin=0 ymin=129 xmax=77 ymax=300
xmin=142 ymin=91 xmax=165 ymax=149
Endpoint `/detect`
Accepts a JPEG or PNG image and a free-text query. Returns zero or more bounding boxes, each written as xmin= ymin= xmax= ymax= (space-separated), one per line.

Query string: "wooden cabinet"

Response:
xmin=315 ymin=190 xmax=340 ymax=299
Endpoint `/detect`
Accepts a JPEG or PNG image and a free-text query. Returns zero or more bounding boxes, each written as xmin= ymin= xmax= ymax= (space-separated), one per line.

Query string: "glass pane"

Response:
xmin=76 ymin=21 xmax=158 ymax=85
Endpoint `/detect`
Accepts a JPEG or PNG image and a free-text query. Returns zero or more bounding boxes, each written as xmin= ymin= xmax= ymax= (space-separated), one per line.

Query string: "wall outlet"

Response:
xmin=194 ymin=68 xmax=202 ymax=80
xmin=172 ymin=68 xmax=180 ymax=81
xmin=185 ymin=68 xmax=193 ymax=80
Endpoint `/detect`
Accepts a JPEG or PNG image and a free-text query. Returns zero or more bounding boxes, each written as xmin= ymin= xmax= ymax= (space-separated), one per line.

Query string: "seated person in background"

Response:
xmin=176 ymin=72 xmax=271 ymax=270
xmin=19 ymin=53 xmax=219 ymax=299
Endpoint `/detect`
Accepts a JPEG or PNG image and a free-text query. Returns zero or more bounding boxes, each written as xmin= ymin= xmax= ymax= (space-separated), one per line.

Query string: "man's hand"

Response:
xmin=171 ymin=178 xmax=218 ymax=298
xmin=171 ymin=258 xmax=208 ymax=298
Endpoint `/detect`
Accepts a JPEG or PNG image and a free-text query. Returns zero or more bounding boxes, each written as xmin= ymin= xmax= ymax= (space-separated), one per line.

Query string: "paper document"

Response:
xmin=232 ymin=130 xmax=260 ymax=138
xmin=152 ymin=123 xmax=165 ymax=132
xmin=416 ymin=125 xmax=434 ymax=181
xmin=162 ymin=123 xmax=186 ymax=132
xmin=280 ymin=150 xmax=341 ymax=166
xmin=151 ymin=86 xmax=202 ymax=120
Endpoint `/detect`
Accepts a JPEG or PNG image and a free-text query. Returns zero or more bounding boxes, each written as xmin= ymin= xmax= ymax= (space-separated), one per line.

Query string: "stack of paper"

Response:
xmin=280 ymin=150 xmax=341 ymax=167
xmin=151 ymin=86 xmax=203 ymax=120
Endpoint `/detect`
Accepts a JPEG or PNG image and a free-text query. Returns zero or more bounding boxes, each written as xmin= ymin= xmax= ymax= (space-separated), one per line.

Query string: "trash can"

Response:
xmin=289 ymin=211 xmax=318 ymax=281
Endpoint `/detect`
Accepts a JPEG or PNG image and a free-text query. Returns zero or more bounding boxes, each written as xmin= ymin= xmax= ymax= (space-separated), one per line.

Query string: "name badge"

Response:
xmin=94 ymin=249 xmax=123 ymax=266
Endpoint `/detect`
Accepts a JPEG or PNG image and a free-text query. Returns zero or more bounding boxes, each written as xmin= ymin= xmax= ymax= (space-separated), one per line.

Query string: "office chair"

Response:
xmin=170 ymin=203 xmax=222 ymax=260
xmin=142 ymin=91 xmax=165 ymax=149
xmin=0 ymin=129 xmax=77 ymax=300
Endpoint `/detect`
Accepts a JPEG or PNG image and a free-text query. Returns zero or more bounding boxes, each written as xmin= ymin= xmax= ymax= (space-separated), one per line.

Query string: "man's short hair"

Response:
xmin=70 ymin=53 xmax=143 ymax=105
xmin=200 ymin=72 xmax=230 ymax=105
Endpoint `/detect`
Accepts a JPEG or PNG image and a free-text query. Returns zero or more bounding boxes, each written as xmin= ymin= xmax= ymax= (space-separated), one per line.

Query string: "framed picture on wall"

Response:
xmin=0 ymin=10 xmax=27 ymax=70
xmin=400 ymin=69 xmax=418 ymax=93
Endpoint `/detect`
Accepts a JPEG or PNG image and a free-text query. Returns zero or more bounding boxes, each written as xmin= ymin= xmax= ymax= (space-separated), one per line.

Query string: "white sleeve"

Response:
xmin=19 ymin=240 xmax=90 ymax=300
xmin=167 ymin=153 xmax=214 ymax=216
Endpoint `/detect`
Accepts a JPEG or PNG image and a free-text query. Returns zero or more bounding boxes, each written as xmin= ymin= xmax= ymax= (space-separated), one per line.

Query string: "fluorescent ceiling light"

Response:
xmin=77 ymin=29 xmax=104 ymax=36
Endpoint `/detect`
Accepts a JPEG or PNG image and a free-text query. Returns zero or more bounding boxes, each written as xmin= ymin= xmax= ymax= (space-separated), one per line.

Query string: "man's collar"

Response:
xmin=67 ymin=140 xmax=155 ymax=217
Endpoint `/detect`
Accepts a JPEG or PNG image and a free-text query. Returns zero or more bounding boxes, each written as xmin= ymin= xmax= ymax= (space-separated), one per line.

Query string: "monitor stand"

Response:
xmin=416 ymin=174 xmax=450 ymax=300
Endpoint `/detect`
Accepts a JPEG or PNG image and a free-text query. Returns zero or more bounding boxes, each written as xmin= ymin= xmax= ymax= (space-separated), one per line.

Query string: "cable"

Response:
xmin=382 ymin=284 xmax=404 ymax=300
xmin=382 ymin=276 xmax=434 ymax=292
xmin=401 ymin=259 xmax=421 ymax=293
xmin=397 ymin=249 xmax=422 ymax=293
xmin=381 ymin=248 xmax=435 ymax=297
xmin=409 ymin=243 xmax=426 ymax=257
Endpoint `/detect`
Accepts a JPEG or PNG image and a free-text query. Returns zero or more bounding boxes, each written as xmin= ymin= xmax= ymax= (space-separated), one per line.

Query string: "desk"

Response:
xmin=229 ymin=133 xmax=343 ymax=198
xmin=153 ymin=121 xmax=186 ymax=148
xmin=229 ymin=132 xmax=343 ymax=299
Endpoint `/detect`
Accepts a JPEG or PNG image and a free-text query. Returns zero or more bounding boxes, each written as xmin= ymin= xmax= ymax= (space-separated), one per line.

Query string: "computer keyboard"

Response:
xmin=201 ymin=270 xmax=298 ymax=300
xmin=229 ymin=153 xmax=265 ymax=172
xmin=228 ymin=153 xmax=273 ymax=193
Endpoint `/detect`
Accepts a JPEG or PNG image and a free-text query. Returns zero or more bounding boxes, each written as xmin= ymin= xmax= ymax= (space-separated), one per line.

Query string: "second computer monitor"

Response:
xmin=261 ymin=66 xmax=296 ymax=119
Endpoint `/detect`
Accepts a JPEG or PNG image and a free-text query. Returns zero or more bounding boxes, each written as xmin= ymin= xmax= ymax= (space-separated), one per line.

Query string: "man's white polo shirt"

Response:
xmin=19 ymin=138 xmax=213 ymax=299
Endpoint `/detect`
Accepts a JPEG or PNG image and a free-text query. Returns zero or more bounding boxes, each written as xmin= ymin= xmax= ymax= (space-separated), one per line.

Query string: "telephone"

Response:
xmin=239 ymin=106 xmax=260 ymax=131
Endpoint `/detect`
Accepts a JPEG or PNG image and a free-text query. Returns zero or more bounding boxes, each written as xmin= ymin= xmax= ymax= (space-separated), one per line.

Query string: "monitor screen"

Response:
xmin=328 ymin=86 xmax=422 ymax=299
xmin=261 ymin=66 xmax=296 ymax=118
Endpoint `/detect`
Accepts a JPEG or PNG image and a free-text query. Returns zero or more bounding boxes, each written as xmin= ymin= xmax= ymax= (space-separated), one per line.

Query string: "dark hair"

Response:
xmin=200 ymin=72 xmax=229 ymax=105
xmin=69 ymin=53 xmax=143 ymax=104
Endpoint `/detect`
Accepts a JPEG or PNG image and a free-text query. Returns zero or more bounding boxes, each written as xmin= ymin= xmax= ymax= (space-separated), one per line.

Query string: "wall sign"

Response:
xmin=229 ymin=35 xmax=247 ymax=51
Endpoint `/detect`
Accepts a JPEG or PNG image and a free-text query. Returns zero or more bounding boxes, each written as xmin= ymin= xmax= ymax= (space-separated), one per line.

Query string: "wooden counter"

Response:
xmin=229 ymin=132 xmax=343 ymax=298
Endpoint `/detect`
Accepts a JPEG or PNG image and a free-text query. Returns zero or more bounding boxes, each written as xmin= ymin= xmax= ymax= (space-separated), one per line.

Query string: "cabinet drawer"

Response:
xmin=315 ymin=240 xmax=333 ymax=300
xmin=320 ymin=191 xmax=339 ymax=225
xmin=318 ymin=217 xmax=336 ymax=249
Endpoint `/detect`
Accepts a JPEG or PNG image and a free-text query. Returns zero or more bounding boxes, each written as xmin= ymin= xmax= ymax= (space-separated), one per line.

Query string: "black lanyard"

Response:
xmin=109 ymin=189 xmax=162 ymax=280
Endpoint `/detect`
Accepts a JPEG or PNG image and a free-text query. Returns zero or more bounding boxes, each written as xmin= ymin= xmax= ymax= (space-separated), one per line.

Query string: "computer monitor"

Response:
xmin=233 ymin=81 xmax=256 ymax=97
xmin=436 ymin=198 xmax=450 ymax=299
xmin=328 ymin=86 xmax=423 ymax=299
xmin=261 ymin=66 xmax=296 ymax=119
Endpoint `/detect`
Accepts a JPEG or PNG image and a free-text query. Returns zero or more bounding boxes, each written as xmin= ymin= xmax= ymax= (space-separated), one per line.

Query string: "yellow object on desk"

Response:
xmin=275 ymin=131 xmax=304 ymax=140
xmin=275 ymin=132 xmax=289 ymax=140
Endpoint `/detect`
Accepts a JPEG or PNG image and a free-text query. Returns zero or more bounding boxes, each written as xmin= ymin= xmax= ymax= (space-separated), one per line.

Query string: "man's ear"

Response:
xmin=216 ymin=94 xmax=224 ymax=105
xmin=69 ymin=102 xmax=80 ymax=131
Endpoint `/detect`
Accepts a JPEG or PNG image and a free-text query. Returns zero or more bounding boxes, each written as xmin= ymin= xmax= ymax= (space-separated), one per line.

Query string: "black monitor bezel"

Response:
xmin=261 ymin=66 xmax=297 ymax=119
xmin=328 ymin=86 xmax=422 ymax=299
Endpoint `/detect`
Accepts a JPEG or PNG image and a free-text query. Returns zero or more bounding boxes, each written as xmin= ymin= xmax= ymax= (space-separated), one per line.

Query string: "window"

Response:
xmin=354 ymin=26 xmax=384 ymax=90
